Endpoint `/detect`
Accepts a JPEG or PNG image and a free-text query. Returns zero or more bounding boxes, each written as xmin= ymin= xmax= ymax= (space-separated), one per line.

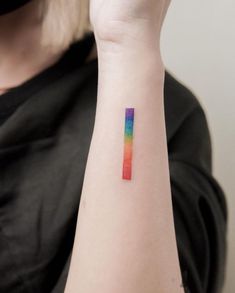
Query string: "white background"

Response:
xmin=161 ymin=1 xmax=235 ymax=292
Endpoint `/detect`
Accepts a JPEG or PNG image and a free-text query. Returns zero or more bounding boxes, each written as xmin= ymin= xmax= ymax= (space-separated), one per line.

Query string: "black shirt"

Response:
xmin=0 ymin=32 xmax=227 ymax=293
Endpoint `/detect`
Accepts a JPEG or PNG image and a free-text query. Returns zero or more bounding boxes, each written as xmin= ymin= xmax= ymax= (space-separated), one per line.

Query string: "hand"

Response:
xmin=90 ymin=0 xmax=171 ymax=50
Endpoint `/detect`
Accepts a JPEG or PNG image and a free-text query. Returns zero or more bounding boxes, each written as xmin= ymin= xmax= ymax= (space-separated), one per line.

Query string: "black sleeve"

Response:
xmin=165 ymin=75 xmax=228 ymax=293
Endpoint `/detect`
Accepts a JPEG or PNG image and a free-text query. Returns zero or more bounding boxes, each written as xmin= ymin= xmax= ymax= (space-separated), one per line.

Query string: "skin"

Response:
xmin=0 ymin=0 xmax=184 ymax=292
xmin=66 ymin=1 xmax=184 ymax=293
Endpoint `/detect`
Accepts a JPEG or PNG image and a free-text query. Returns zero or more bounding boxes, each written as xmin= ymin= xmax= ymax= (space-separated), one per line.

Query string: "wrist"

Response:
xmin=97 ymin=43 xmax=164 ymax=78
xmin=96 ymin=47 xmax=165 ymax=106
xmin=94 ymin=21 xmax=161 ymax=54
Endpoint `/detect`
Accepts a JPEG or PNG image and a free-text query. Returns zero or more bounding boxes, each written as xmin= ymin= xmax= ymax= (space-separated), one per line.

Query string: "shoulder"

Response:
xmin=164 ymin=71 xmax=212 ymax=172
xmin=164 ymin=71 xmax=206 ymax=142
xmin=164 ymin=72 xmax=228 ymax=293
xmin=164 ymin=70 xmax=200 ymax=112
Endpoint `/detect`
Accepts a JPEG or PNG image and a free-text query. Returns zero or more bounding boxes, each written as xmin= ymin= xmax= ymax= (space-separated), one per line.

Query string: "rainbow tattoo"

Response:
xmin=122 ymin=108 xmax=134 ymax=180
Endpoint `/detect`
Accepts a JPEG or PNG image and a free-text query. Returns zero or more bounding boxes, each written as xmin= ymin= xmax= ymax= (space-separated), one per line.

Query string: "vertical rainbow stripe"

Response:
xmin=122 ymin=108 xmax=134 ymax=180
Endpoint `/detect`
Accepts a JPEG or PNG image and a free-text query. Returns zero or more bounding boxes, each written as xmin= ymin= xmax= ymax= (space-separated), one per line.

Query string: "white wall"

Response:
xmin=161 ymin=1 xmax=235 ymax=292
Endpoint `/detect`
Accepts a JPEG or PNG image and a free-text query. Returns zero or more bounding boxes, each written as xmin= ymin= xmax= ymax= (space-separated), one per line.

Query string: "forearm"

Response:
xmin=65 ymin=44 xmax=183 ymax=293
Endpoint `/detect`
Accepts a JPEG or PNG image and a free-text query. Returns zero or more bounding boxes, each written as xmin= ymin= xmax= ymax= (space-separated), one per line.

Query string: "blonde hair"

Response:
xmin=41 ymin=0 xmax=92 ymax=51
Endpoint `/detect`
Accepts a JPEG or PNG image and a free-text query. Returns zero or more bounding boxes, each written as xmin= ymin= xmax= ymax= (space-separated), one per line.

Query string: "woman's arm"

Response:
xmin=65 ymin=1 xmax=184 ymax=292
